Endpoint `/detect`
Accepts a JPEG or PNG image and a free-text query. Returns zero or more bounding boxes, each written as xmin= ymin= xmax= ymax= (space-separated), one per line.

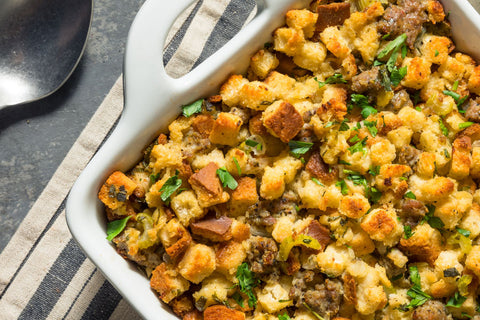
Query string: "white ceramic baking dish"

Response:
xmin=66 ymin=0 xmax=480 ymax=319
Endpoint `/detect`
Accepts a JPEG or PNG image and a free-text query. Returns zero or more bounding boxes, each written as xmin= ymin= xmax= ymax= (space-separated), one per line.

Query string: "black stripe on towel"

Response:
xmin=80 ymin=280 xmax=123 ymax=320
xmin=163 ymin=0 xmax=204 ymax=66
xmin=18 ymin=239 xmax=86 ymax=320
xmin=191 ymin=0 xmax=257 ymax=69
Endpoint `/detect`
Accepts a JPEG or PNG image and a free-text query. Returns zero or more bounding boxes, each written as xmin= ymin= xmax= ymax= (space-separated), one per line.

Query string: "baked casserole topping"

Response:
xmin=98 ymin=0 xmax=480 ymax=319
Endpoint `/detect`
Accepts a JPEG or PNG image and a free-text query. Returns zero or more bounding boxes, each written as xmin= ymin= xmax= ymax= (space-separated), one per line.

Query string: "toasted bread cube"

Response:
xmin=231 ymin=177 xmax=258 ymax=207
xmin=438 ymin=56 xmax=466 ymax=82
xmin=385 ymin=126 xmax=412 ymax=149
xmin=159 ymin=218 xmax=192 ymax=260
xmin=434 ymin=191 xmax=473 ymax=230
xmin=293 ymin=41 xmax=327 ymax=72
xmin=399 ymin=223 xmax=442 ymax=265
xmin=408 ymin=175 xmax=455 ymax=203
xmin=345 ymin=224 xmax=375 ymax=256
xmin=216 ymin=241 xmax=247 ymax=276
xmin=257 ymin=281 xmax=293 ymax=313
xmin=339 ymin=194 xmax=370 ymax=219
xmin=421 ymin=35 xmax=452 ymax=65
xmin=250 ymin=49 xmax=279 ymax=79
xmin=238 ymin=81 xmax=276 ymax=111
xmin=416 ymin=152 xmax=436 ymax=179
xmin=209 ymin=113 xmax=243 ymax=146
xmin=260 ymin=166 xmax=285 ymax=200
xmin=262 ymin=101 xmax=304 ymax=143
xmin=98 ymin=171 xmax=137 ymax=210
xmin=204 ymin=305 xmax=245 ymax=320
xmin=317 ymin=86 xmax=348 ymax=122
xmin=150 ymin=142 xmax=183 ymax=172
xmin=286 ymin=9 xmax=318 ymax=38
xmin=264 ymin=71 xmax=296 ymax=100
xmin=191 ymin=216 xmax=233 ymax=242
xmin=178 ymin=244 xmax=216 ymax=284
xmin=220 ymin=75 xmax=249 ymax=107
xmin=316 ymin=244 xmax=354 ymax=277
xmin=170 ymin=190 xmax=204 ymax=226
xmin=192 ymin=274 xmax=235 ymax=310
xmin=320 ymin=26 xmax=351 ymax=59
xmin=459 ymin=203 xmax=480 ymax=239
xmin=231 ymin=220 xmax=250 ymax=242
xmin=468 ymin=66 xmax=480 ymax=95
xmin=273 ymin=27 xmax=305 ymax=56
xmin=471 ymin=147 xmax=480 ymax=179
xmin=465 ymin=245 xmax=480 ymax=277
xmin=189 ymin=162 xmax=230 ymax=208
xmin=316 ymin=2 xmax=351 ymax=33
xmin=168 ymin=117 xmax=193 ymax=144
xmin=150 ymin=263 xmax=189 ymax=303
xmin=449 ymin=136 xmax=472 ymax=180
xmin=191 ymin=148 xmax=226 ymax=171
xmin=401 ymin=57 xmax=431 ymax=90
xmin=192 ymin=114 xmax=215 ymax=138
xmin=370 ymin=138 xmax=396 ymax=166
xmin=360 ymin=208 xmax=403 ymax=246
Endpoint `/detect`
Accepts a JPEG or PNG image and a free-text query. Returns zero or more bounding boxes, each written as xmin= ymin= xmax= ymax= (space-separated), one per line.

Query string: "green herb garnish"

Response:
xmin=236 ymin=263 xmax=260 ymax=308
xmin=456 ymin=227 xmax=471 ymax=238
xmin=312 ymin=178 xmax=325 ymax=186
xmin=336 ymin=180 xmax=348 ymax=195
xmin=106 ymin=216 xmax=132 ymax=241
xmin=438 ymin=118 xmax=449 ymax=136
xmin=404 ymin=191 xmax=417 ymax=199
xmin=289 ymin=140 xmax=314 ymax=157
xmin=403 ymin=266 xmax=431 ymax=309
xmin=339 ymin=160 xmax=352 ymax=166
xmin=245 ymin=139 xmax=262 ymax=151
xmin=378 ymin=34 xmax=407 ymax=59
xmin=160 ymin=172 xmax=182 ymax=203
xmin=315 ymin=73 xmax=347 ymax=88
xmin=434 ymin=50 xmax=439 ymax=57
xmin=150 ymin=173 xmax=160 ymax=184
xmin=278 ymin=314 xmax=292 ymax=320
xmin=368 ymin=165 xmax=380 ymax=176
xmin=423 ymin=204 xmax=445 ymax=229
xmin=363 ymin=120 xmax=378 ymax=137
xmin=459 ymin=122 xmax=474 ymax=130
xmin=182 ymin=99 xmax=203 ymax=117
xmin=351 ymin=94 xmax=377 ymax=119
xmin=217 ymin=167 xmax=238 ymax=190
xmin=446 ymin=291 xmax=467 ymax=308
xmin=233 ymin=156 xmax=242 ymax=176
xmin=404 ymin=225 xmax=415 ymax=239
xmin=347 ymin=137 xmax=368 ymax=154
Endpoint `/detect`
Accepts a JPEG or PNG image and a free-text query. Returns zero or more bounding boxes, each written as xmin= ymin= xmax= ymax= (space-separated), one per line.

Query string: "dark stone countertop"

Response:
xmin=0 ymin=0 xmax=145 ymax=252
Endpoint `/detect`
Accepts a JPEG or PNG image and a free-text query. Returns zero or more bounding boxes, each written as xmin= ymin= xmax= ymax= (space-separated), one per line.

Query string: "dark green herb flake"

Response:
xmin=106 ymin=216 xmax=132 ymax=241
xmin=289 ymin=140 xmax=314 ymax=157
xmin=217 ymin=167 xmax=238 ymax=190
xmin=182 ymin=99 xmax=203 ymax=117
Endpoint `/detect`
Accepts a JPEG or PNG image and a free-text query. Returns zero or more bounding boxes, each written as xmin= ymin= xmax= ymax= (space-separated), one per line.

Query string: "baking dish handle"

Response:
xmin=121 ymin=0 xmax=195 ymax=122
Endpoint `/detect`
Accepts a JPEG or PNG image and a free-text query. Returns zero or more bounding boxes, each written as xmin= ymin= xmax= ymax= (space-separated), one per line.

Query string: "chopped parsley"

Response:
xmin=336 ymin=180 xmax=349 ymax=195
xmin=351 ymin=94 xmax=377 ymax=119
xmin=443 ymin=90 xmax=469 ymax=107
xmin=423 ymin=204 xmax=445 ymax=229
xmin=456 ymin=227 xmax=471 ymax=238
xmin=378 ymin=33 xmax=407 ymax=59
xmin=377 ymin=34 xmax=408 ymax=89
xmin=347 ymin=137 xmax=368 ymax=154
xmin=446 ymin=291 xmax=467 ymax=308
xmin=368 ymin=165 xmax=380 ymax=176
xmin=339 ymin=119 xmax=350 ymax=131
xmin=181 ymin=99 xmax=203 ymax=117
xmin=312 ymin=178 xmax=325 ymax=186
xmin=245 ymin=139 xmax=262 ymax=151
xmin=349 ymin=135 xmax=360 ymax=143
xmin=159 ymin=171 xmax=182 ymax=203
xmin=232 ymin=291 xmax=244 ymax=308
xmin=390 ymin=66 xmax=408 ymax=87
xmin=149 ymin=173 xmax=160 ymax=184
xmin=363 ymin=120 xmax=378 ymax=137
xmin=403 ymin=266 xmax=431 ymax=310
xmin=438 ymin=118 xmax=449 ymax=137
xmin=278 ymin=314 xmax=292 ymax=320
xmin=289 ymin=140 xmax=314 ymax=157
xmin=403 ymin=225 xmax=415 ymax=239
xmin=217 ymin=167 xmax=238 ymax=190
xmin=232 ymin=156 xmax=242 ymax=176
xmin=434 ymin=49 xmax=439 ymax=57
xmin=459 ymin=122 xmax=474 ymax=130
xmin=235 ymin=263 xmax=260 ymax=308
xmin=315 ymin=73 xmax=347 ymax=88
xmin=452 ymin=80 xmax=459 ymax=91
xmin=106 ymin=216 xmax=132 ymax=241
xmin=339 ymin=160 xmax=352 ymax=166
xmin=404 ymin=191 xmax=417 ymax=199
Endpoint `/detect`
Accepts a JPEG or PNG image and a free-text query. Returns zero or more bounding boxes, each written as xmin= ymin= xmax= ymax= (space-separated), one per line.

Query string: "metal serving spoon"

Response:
xmin=0 ymin=0 xmax=92 ymax=109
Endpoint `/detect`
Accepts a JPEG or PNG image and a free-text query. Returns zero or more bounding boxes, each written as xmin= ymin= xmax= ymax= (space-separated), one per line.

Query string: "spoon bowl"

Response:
xmin=0 ymin=0 xmax=92 ymax=109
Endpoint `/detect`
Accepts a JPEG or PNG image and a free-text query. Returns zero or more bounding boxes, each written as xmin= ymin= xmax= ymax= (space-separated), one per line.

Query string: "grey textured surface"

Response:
xmin=0 ymin=0 xmax=144 ymax=252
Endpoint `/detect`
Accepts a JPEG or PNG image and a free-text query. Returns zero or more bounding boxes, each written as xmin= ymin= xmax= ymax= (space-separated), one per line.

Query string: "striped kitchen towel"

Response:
xmin=0 ymin=0 xmax=257 ymax=319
